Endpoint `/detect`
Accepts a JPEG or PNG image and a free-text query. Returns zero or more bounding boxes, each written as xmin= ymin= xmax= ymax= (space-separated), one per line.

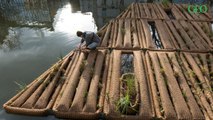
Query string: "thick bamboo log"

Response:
xmin=103 ymin=52 xmax=113 ymax=114
xmin=137 ymin=20 xmax=145 ymax=48
xmin=176 ymin=4 xmax=193 ymax=20
xmin=191 ymin=22 xmax=213 ymax=48
xmin=171 ymin=5 xmax=184 ymax=20
xmin=108 ymin=21 xmax=114 ymax=48
xmin=143 ymin=3 xmax=151 ymax=18
xmin=173 ymin=21 xmax=196 ymax=50
xmin=109 ymin=50 xmax=121 ymax=115
xmin=131 ymin=20 xmax=140 ymax=48
xmin=83 ymin=50 xmax=105 ymax=112
xmin=184 ymin=53 xmax=213 ymax=105
xmin=156 ymin=4 xmax=169 ymax=19
xmin=168 ymin=52 xmax=204 ymax=119
xmin=153 ymin=3 xmax=163 ymax=19
xmin=134 ymin=51 xmax=152 ymax=119
xmin=135 ymin=3 xmax=140 ymax=18
xmin=53 ymin=52 xmax=79 ymax=109
xmin=180 ymin=54 xmax=213 ymax=119
xmin=148 ymin=4 xmax=157 ymax=19
xmin=131 ymin=3 xmax=136 ymax=18
xmin=112 ymin=21 xmax=118 ymax=47
xmin=166 ymin=21 xmax=187 ymax=49
xmin=101 ymin=22 xmax=111 ymax=47
xmin=115 ymin=20 xmax=124 ymax=48
xmin=124 ymin=19 xmax=132 ymax=48
xmin=34 ymin=57 xmax=70 ymax=109
xmin=149 ymin=52 xmax=177 ymax=119
xmin=21 ymin=74 xmax=52 ymax=108
xmin=56 ymin=52 xmax=85 ymax=111
xmin=180 ymin=21 xmax=205 ymax=50
xmin=138 ymin=3 xmax=146 ymax=18
xmin=146 ymin=52 xmax=161 ymax=118
xmin=141 ymin=20 xmax=154 ymax=48
xmin=158 ymin=52 xmax=191 ymax=119
xmin=97 ymin=53 xmax=109 ymax=113
xmin=155 ymin=20 xmax=173 ymax=49
xmin=70 ymin=51 xmax=97 ymax=112
xmin=11 ymin=61 xmax=62 ymax=107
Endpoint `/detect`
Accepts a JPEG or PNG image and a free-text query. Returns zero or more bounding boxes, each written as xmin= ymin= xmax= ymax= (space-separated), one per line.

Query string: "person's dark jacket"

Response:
xmin=81 ymin=31 xmax=100 ymax=46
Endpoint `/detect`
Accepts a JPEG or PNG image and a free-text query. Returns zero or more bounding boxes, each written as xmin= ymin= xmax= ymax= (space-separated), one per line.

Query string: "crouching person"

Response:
xmin=76 ymin=31 xmax=100 ymax=50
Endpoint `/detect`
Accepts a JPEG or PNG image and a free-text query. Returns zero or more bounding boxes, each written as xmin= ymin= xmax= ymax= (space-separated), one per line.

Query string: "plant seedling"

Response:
xmin=14 ymin=81 xmax=27 ymax=92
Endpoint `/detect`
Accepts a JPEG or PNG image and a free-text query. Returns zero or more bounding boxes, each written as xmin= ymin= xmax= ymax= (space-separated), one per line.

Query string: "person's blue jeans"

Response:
xmin=87 ymin=42 xmax=98 ymax=50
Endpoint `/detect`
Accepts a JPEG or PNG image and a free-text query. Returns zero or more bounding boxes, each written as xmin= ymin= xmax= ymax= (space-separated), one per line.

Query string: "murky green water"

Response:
xmin=0 ymin=0 xmax=143 ymax=119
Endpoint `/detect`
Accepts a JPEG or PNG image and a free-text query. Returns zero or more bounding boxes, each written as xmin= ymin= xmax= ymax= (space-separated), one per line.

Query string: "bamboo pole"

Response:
xmin=166 ymin=21 xmax=186 ymax=49
xmin=56 ymin=52 xmax=86 ymax=111
xmin=101 ymin=22 xmax=112 ymax=47
xmin=149 ymin=52 xmax=177 ymax=119
xmin=124 ymin=19 xmax=132 ymax=48
xmin=134 ymin=51 xmax=152 ymax=119
xmin=97 ymin=52 xmax=109 ymax=113
xmin=131 ymin=20 xmax=140 ymax=48
xmin=191 ymin=21 xmax=213 ymax=48
xmin=83 ymin=50 xmax=106 ymax=112
xmin=109 ymin=50 xmax=121 ymax=115
xmin=158 ymin=52 xmax=191 ymax=119
xmin=115 ymin=20 xmax=124 ymax=48
xmin=155 ymin=20 xmax=173 ymax=49
xmin=34 ymin=57 xmax=70 ymax=109
xmin=70 ymin=51 xmax=97 ymax=112
xmin=173 ymin=21 xmax=196 ymax=50
xmin=103 ymin=51 xmax=113 ymax=114
xmin=184 ymin=53 xmax=213 ymax=105
xmin=168 ymin=52 xmax=204 ymax=119
xmin=180 ymin=53 xmax=213 ymax=119
xmin=112 ymin=20 xmax=118 ymax=47
xmin=146 ymin=52 xmax=162 ymax=118
xmin=141 ymin=20 xmax=154 ymax=48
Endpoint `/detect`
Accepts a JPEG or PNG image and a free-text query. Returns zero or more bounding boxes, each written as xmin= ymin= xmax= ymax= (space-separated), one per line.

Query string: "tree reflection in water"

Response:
xmin=1 ymin=28 xmax=22 ymax=51
xmin=121 ymin=54 xmax=134 ymax=74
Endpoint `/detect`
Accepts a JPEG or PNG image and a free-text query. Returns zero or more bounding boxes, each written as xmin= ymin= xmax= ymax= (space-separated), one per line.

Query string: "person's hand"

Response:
xmin=81 ymin=45 xmax=87 ymax=49
xmin=78 ymin=44 xmax=82 ymax=49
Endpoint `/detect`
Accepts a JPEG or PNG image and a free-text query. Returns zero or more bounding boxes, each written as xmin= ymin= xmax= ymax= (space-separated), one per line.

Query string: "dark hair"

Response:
xmin=76 ymin=31 xmax=83 ymax=37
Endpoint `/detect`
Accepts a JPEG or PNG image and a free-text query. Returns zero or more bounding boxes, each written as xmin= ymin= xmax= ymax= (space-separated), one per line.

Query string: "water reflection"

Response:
xmin=0 ymin=0 xmax=97 ymax=119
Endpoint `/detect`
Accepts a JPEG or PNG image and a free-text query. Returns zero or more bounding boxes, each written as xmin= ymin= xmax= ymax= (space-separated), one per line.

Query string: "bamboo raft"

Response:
xmin=3 ymin=3 xmax=213 ymax=120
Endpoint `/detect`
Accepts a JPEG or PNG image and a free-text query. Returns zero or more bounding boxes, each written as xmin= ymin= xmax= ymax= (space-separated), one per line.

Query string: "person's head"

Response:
xmin=76 ymin=31 xmax=83 ymax=37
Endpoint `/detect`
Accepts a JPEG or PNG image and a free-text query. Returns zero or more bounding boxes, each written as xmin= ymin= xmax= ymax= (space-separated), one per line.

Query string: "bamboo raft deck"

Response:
xmin=3 ymin=3 xmax=213 ymax=120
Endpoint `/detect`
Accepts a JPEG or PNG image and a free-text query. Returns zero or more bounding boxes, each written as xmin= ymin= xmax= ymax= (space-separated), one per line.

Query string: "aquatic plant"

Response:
xmin=116 ymin=73 xmax=139 ymax=115
xmin=14 ymin=81 xmax=27 ymax=92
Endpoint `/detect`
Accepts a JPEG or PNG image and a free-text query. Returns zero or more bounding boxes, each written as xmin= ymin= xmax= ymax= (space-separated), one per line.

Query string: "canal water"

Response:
xmin=0 ymin=0 xmax=212 ymax=120
xmin=0 ymin=0 xmax=146 ymax=119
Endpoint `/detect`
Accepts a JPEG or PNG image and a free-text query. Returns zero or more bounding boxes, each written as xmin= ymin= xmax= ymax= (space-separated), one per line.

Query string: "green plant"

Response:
xmin=14 ymin=81 xmax=27 ymax=92
xmin=117 ymin=73 xmax=138 ymax=114
xmin=121 ymin=28 xmax=126 ymax=36
xmin=182 ymin=91 xmax=188 ymax=102
xmin=57 ymin=52 xmax=63 ymax=61
xmin=162 ymin=0 xmax=170 ymax=8
xmin=160 ymin=68 xmax=165 ymax=74
xmin=201 ymin=67 xmax=207 ymax=74
xmin=188 ymin=70 xmax=196 ymax=78
xmin=116 ymin=94 xmax=131 ymax=114
xmin=80 ymin=60 xmax=87 ymax=73
xmin=174 ymin=71 xmax=179 ymax=78
xmin=105 ymin=92 xmax=110 ymax=102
